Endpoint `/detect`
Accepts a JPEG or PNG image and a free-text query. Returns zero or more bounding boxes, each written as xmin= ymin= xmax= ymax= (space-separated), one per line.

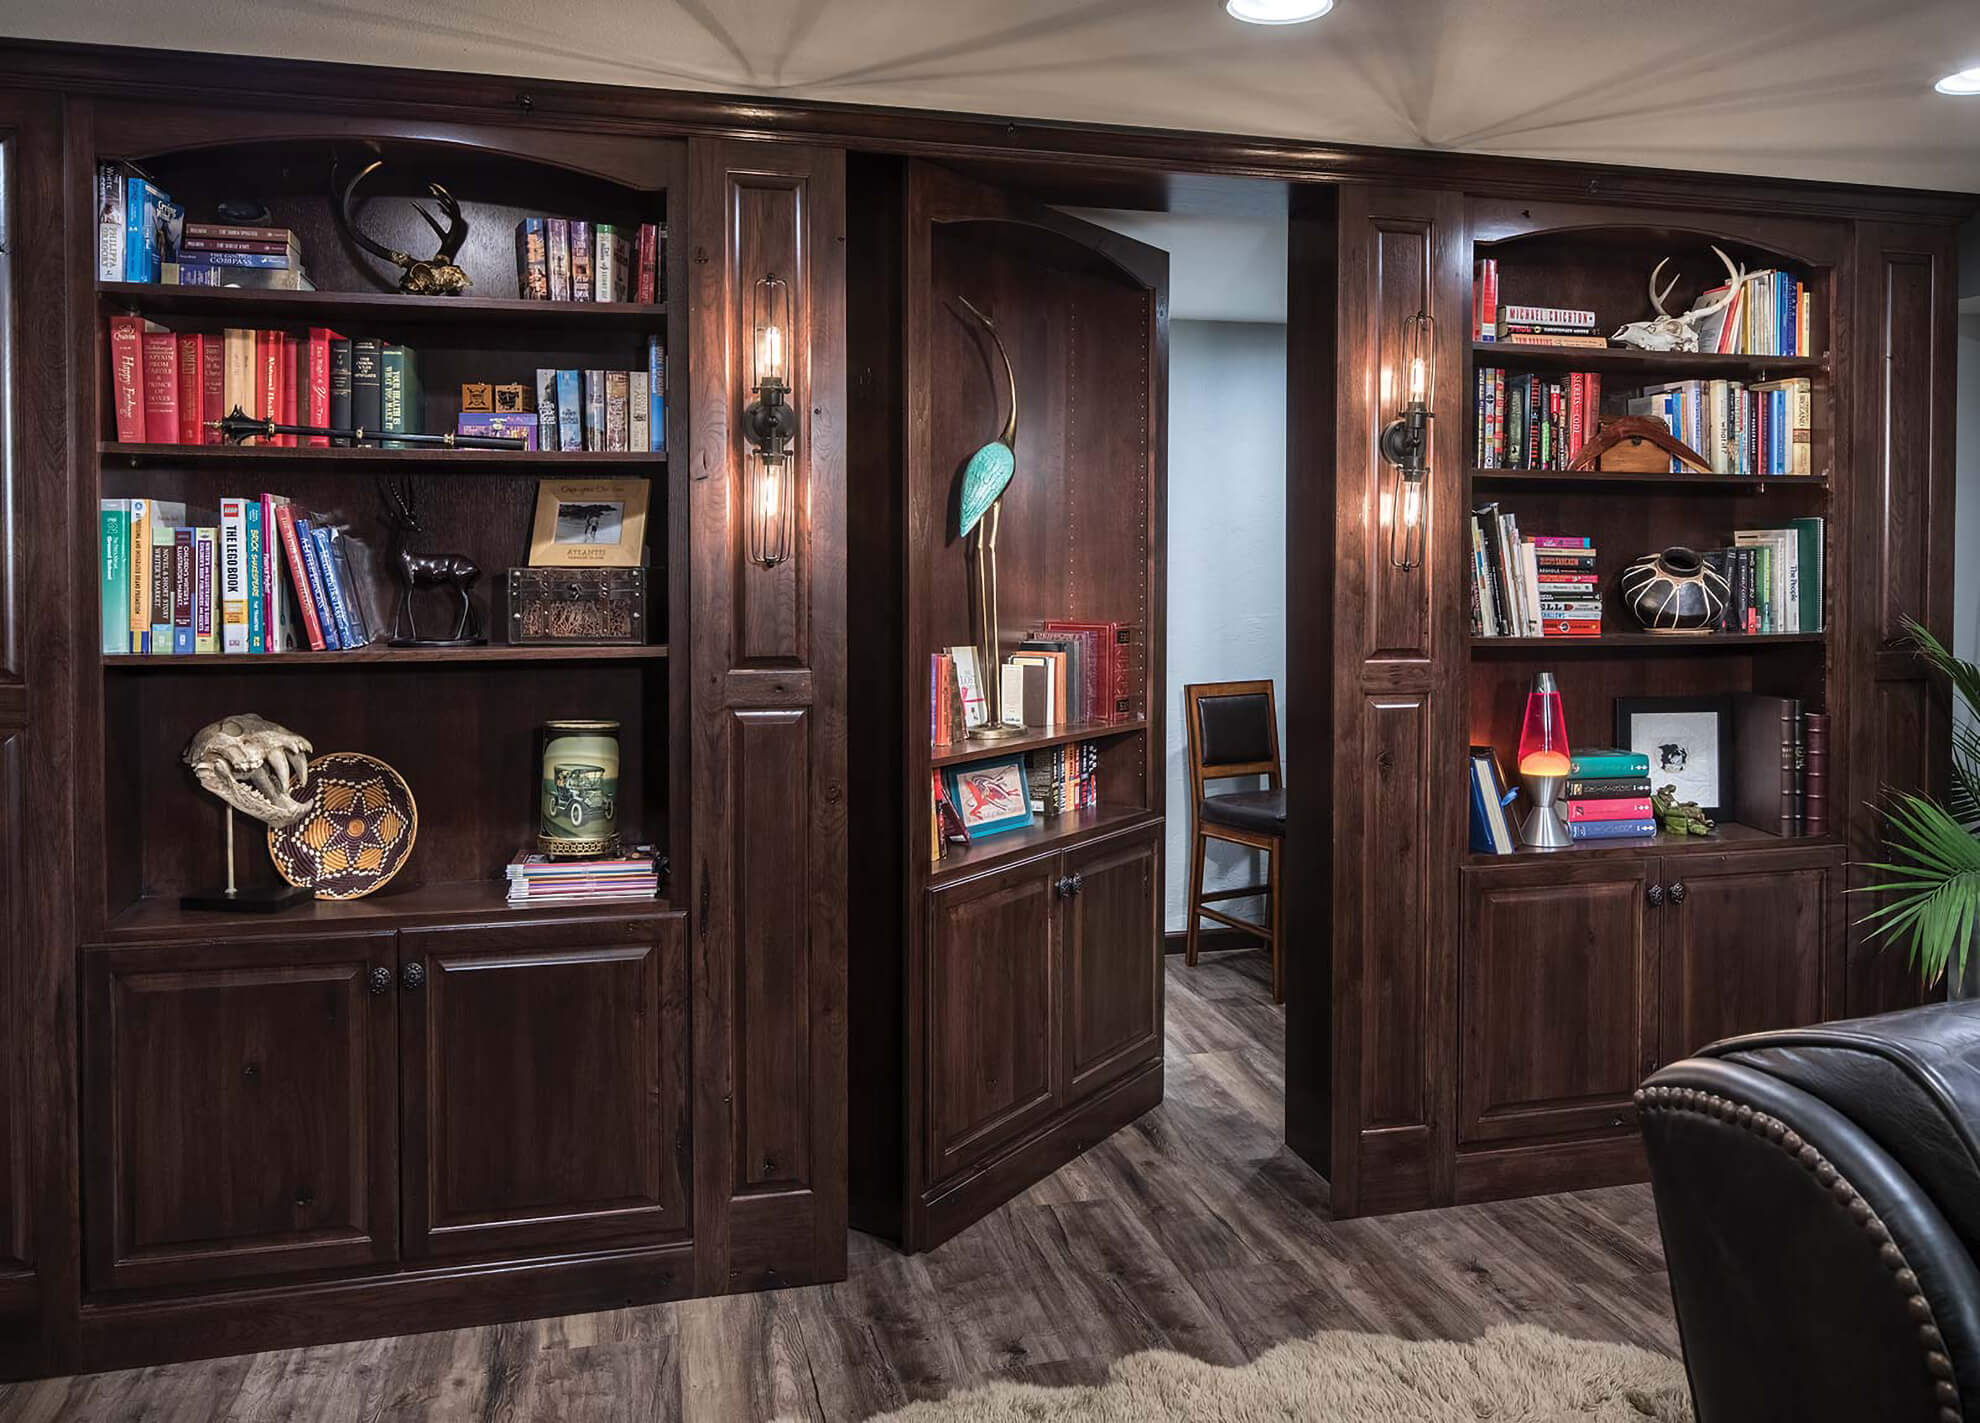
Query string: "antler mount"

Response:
xmin=337 ymin=158 xmax=473 ymax=297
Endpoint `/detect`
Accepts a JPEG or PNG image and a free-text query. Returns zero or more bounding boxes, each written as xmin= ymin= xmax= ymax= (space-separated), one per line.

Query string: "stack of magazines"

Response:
xmin=505 ymin=848 xmax=662 ymax=905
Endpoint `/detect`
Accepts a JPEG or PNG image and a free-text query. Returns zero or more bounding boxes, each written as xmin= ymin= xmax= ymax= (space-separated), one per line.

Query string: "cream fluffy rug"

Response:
xmin=845 ymin=1325 xmax=1691 ymax=1422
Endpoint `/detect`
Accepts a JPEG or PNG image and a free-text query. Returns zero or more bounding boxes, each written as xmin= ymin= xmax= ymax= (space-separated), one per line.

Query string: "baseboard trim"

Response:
xmin=1164 ymin=926 xmax=1266 ymax=956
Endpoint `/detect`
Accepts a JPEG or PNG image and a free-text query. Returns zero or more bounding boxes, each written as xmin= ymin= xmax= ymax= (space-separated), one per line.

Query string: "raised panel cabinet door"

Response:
xmin=1062 ymin=827 xmax=1162 ymax=1098
xmin=0 ymin=733 xmax=28 ymax=1338
xmin=1660 ymin=849 xmax=1838 ymax=1061
xmin=924 ymin=858 xmax=1060 ymax=1185
xmin=1458 ymin=860 xmax=1656 ymax=1144
xmin=81 ymin=934 xmax=399 ymax=1292
xmin=399 ymin=915 xmax=688 ymax=1261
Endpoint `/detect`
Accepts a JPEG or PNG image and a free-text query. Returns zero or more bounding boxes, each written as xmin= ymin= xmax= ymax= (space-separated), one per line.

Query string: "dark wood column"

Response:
xmin=685 ymin=138 xmax=848 ymax=1291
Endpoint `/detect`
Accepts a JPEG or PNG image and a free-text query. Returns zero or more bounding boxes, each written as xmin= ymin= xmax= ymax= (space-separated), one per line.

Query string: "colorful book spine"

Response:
xmin=141 ymin=329 xmax=178 ymax=444
xmin=219 ymin=498 xmax=249 ymax=654
xmin=273 ymin=503 xmax=327 ymax=652
xmin=380 ymin=345 xmax=416 ymax=448
xmin=97 ymin=164 xmax=126 ymax=282
xmin=100 ymin=501 xmax=130 ymax=655
xmin=605 ymin=370 xmax=629 ymax=451
xmin=629 ymin=371 xmax=650 ymax=453
xmin=593 ymin=225 xmax=618 ymax=303
xmin=311 ymin=524 xmax=360 ymax=649
xmin=171 ymin=528 xmax=195 ymax=655
xmin=535 ymin=369 xmax=561 ymax=451
xmin=1565 ymin=797 xmax=1655 ymax=822
xmin=635 ymin=222 xmax=659 ymax=303
xmin=304 ymin=328 xmax=336 ymax=446
xmin=109 ymin=316 xmax=145 ymax=443
xmin=546 ymin=219 xmax=572 ymax=301
xmin=193 ymin=527 xmax=217 ymax=654
xmin=570 ymin=220 xmax=594 ymax=301
xmin=1567 ymin=750 xmax=1651 ymax=778
xmin=1566 ymin=818 xmax=1659 ymax=841
xmin=329 ymin=337 xmax=354 ymax=445
xmin=1562 ymin=777 xmax=1653 ymax=799
xmin=175 ymin=333 xmax=204 ymax=445
xmin=291 ymin=518 xmax=342 ymax=650
xmin=199 ymin=333 xmax=224 ymax=446
xmin=243 ymin=499 xmax=266 ymax=653
xmin=351 ymin=340 xmax=383 ymax=438
xmin=555 ymin=369 xmax=583 ymax=453
xmin=147 ymin=531 xmax=174 ymax=656
xmin=261 ymin=494 xmax=287 ymax=653
xmin=647 ymin=336 xmax=666 ymax=453
xmin=324 ymin=526 xmax=371 ymax=645
xmin=583 ymin=370 xmax=607 ymax=451
xmin=124 ymin=176 xmax=167 ymax=283
xmin=515 ymin=217 xmax=549 ymax=300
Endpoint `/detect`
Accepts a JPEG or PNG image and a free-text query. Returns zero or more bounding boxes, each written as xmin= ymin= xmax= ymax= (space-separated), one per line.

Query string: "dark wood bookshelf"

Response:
xmin=930 ymin=718 xmax=1148 ymax=769
xmin=1463 ymin=821 xmax=1841 ymax=867
xmin=1470 ymin=340 xmax=1826 ymax=378
xmin=1470 ymin=632 xmax=1826 ymax=652
xmin=926 ymin=804 xmax=1161 ymax=889
xmin=97 ymin=281 xmax=668 ymax=328
xmin=100 ymin=442 xmax=665 ymax=473
xmin=103 ymin=644 xmax=667 ymax=669
xmin=1470 ymin=467 xmax=1828 ymax=492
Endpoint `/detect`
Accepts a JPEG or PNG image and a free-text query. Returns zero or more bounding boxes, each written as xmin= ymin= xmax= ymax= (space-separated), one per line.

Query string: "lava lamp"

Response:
xmin=1516 ymin=671 xmax=1572 ymax=848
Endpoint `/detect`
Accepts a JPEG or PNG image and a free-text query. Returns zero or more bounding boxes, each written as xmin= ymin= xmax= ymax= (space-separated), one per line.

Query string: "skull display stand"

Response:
xmin=180 ymin=713 xmax=317 ymax=912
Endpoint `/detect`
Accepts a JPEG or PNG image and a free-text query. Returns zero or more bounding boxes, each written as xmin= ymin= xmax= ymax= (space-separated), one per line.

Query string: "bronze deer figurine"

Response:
xmin=380 ymin=479 xmax=484 ymax=645
xmin=336 ymin=158 xmax=472 ymax=297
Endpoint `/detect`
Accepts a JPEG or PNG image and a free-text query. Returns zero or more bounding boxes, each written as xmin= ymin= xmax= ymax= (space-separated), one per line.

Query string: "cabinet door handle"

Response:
xmin=1069 ymin=872 xmax=1084 ymax=896
xmin=1668 ymin=880 xmax=1687 ymax=905
xmin=1646 ymin=883 xmax=1665 ymax=907
xmin=401 ymin=961 xmax=426 ymax=992
xmin=1055 ymin=875 xmax=1079 ymax=899
xmin=368 ymin=965 xmax=393 ymax=995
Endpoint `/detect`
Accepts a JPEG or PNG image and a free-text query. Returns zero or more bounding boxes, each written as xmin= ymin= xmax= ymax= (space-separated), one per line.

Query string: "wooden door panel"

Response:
xmin=925 ymin=860 xmax=1059 ymax=1182
xmin=82 ymin=934 xmax=398 ymax=1292
xmin=1459 ymin=861 xmax=1655 ymax=1144
xmin=1063 ymin=828 xmax=1162 ymax=1096
xmin=401 ymin=914 xmax=688 ymax=1260
xmin=1662 ymin=851 xmax=1837 ymax=1059
xmin=0 ymin=733 xmax=27 ymax=1300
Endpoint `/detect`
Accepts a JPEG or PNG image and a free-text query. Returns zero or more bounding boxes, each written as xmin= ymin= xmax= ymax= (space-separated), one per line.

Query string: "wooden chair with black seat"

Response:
xmin=1182 ymin=679 xmax=1287 ymax=1002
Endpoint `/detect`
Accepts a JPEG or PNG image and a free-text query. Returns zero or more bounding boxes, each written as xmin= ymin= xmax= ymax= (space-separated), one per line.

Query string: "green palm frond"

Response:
xmin=1854 ymin=790 xmax=1980 ymax=984
xmin=1905 ymin=619 xmax=1980 ymax=829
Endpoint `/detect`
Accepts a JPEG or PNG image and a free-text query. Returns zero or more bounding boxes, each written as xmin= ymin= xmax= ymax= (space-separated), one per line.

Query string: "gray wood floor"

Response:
xmin=0 ymin=948 xmax=1677 ymax=1422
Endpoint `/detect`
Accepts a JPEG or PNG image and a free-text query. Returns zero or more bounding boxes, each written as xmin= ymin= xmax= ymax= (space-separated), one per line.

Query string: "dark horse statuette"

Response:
xmin=336 ymin=158 xmax=472 ymax=297
xmin=381 ymin=479 xmax=484 ymax=646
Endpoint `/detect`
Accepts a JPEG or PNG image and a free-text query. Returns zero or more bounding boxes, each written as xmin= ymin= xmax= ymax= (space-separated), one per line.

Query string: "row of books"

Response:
xmin=98 ymin=165 xmax=317 ymax=290
xmin=1709 ymin=521 xmax=1825 ymax=634
xmin=929 ymin=621 xmax=1136 ymax=744
xmin=1731 ymin=698 xmax=1828 ymax=838
xmin=491 ymin=357 xmax=667 ymax=453
xmin=514 ymin=219 xmax=665 ymax=304
xmin=930 ymin=744 xmax=1100 ymax=862
xmin=1559 ymin=748 xmax=1656 ymax=843
xmin=1473 ymin=258 xmax=1814 ymax=358
xmin=505 ymin=847 xmax=662 ymax=904
xmin=98 ymin=493 xmax=377 ymax=656
xmin=1626 ymin=377 xmax=1814 ymax=477
xmin=1469 ymin=506 xmax=1598 ymax=638
xmin=1473 ymin=367 xmax=1603 ymax=469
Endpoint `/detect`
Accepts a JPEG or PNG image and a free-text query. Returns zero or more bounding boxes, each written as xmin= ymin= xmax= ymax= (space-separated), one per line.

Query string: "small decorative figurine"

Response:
xmin=1653 ymin=784 xmax=1715 ymax=837
xmin=335 ymin=157 xmax=473 ymax=296
xmin=380 ymin=478 xmax=485 ymax=646
xmin=181 ymin=713 xmax=316 ymax=913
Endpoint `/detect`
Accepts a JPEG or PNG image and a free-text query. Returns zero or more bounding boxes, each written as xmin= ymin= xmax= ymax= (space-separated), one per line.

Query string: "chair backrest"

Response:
xmin=1183 ymin=680 xmax=1281 ymax=808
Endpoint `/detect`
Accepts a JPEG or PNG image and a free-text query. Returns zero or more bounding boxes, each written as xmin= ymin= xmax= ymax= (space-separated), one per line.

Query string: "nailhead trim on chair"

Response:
xmin=1635 ymin=1084 xmax=1963 ymax=1423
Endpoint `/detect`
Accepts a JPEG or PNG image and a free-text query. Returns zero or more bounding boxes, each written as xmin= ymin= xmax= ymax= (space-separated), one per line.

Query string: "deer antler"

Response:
xmin=1680 ymin=246 xmax=1752 ymax=324
xmin=1648 ymin=258 xmax=1681 ymax=318
xmin=338 ymin=159 xmax=416 ymax=274
xmin=410 ymin=183 xmax=468 ymax=265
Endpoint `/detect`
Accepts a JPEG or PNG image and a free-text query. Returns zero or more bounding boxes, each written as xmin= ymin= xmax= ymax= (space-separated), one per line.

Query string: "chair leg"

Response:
xmin=1268 ymin=836 xmax=1284 ymax=1004
xmin=1185 ymin=829 xmax=1207 ymax=966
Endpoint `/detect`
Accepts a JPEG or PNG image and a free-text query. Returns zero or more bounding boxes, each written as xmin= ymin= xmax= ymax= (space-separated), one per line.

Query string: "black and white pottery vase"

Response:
xmin=1619 ymin=546 xmax=1730 ymax=634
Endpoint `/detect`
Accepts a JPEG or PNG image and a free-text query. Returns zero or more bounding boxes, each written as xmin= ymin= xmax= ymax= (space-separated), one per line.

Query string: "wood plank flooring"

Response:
xmin=0 ymin=948 xmax=1677 ymax=1422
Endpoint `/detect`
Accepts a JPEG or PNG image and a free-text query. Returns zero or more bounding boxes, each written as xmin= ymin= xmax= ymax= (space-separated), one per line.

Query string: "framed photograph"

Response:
xmin=529 ymin=478 xmax=649 ymax=567
xmin=1614 ymin=695 xmax=1733 ymax=819
xmin=941 ymin=754 xmax=1035 ymax=840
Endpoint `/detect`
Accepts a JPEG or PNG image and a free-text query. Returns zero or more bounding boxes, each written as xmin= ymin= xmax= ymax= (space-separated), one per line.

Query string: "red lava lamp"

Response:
xmin=1516 ymin=671 xmax=1572 ymax=848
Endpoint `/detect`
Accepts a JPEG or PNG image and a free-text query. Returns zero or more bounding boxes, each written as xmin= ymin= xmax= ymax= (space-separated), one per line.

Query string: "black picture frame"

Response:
xmin=1614 ymin=695 xmax=1734 ymax=820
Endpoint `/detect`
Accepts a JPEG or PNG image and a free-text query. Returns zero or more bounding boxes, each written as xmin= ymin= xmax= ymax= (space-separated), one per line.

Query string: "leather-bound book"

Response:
xmin=1732 ymin=693 xmax=1801 ymax=837
xmin=1803 ymin=712 xmax=1829 ymax=837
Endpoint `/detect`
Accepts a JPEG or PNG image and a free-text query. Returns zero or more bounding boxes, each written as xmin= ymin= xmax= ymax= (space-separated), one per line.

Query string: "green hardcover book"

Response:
xmin=380 ymin=345 xmax=419 ymax=449
xmin=1790 ymin=516 xmax=1823 ymax=632
xmin=100 ymin=500 xmax=130 ymax=654
xmin=1568 ymin=748 xmax=1651 ymax=778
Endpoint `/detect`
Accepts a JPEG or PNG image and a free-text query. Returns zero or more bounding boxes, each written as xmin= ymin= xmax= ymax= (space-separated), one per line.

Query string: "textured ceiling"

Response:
xmin=4 ymin=0 xmax=1980 ymax=193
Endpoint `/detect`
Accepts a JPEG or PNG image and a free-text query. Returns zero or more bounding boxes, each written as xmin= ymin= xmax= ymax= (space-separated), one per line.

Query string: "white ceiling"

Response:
xmin=5 ymin=0 xmax=1980 ymax=193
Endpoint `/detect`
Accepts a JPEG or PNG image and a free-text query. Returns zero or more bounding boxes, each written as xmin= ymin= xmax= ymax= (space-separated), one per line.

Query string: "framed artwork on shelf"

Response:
xmin=529 ymin=478 xmax=649 ymax=567
xmin=1615 ymin=695 xmax=1733 ymax=820
xmin=941 ymin=753 xmax=1034 ymax=840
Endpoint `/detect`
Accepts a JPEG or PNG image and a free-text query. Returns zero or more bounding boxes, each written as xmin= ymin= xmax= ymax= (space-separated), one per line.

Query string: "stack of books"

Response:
xmin=930 ymin=619 xmax=1138 ymax=748
xmin=506 ymin=848 xmax=662 ymax=905
xmin=166 ymin=222 xmax=312 ymax=291
xmin=1474 ymin=279 xmax=1603 ymax=350
xmin=1564 ymin=748 xmax=1657 ymax=842
xmin=514 ymin=219 xmax=665 ymax=303
xmin=1470 ymin=506 xmax=1601 ymax=639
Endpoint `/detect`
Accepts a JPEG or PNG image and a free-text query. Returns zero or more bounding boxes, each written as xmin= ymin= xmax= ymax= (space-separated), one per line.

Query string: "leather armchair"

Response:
xmin=1639 ymin=1003 xmax=1980 ymax=1422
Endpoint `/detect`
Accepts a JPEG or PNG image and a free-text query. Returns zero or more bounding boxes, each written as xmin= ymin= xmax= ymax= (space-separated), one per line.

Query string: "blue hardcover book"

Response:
xmin=172 ymin=528 xmax=195 ymax=655
xmin=1566 ymin=818 xmax=1659 ymax=842
xmin=123 ymin=176 xmax=169 ymax=283
xmin=243 ymin=499 xmax=266 ymax=653
xmin=323 ymin=526 xmax=372 ymax=645
xmin=291 ymin=519 xmax=343 ymax=650
xmin=100 ymin=502 xmax=130 ymax=655
xmin=310 ymin=525 xmax=360 ymax=649
xmin=554 ymin=369 xmax=583 ymax=453
xmin=646 ymin=335 xmax=666 ymax=453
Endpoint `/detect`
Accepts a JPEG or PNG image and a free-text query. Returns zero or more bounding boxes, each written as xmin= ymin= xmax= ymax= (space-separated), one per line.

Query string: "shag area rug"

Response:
xmin=846 ymin=1324 xmax=1691 ymax=1422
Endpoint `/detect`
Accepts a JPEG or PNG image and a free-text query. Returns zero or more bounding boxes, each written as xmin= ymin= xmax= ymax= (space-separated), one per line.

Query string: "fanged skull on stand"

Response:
xmin=336 ymin=158 xmax=473 ymax=297
xmin=1611 ymin=246 xmax=1755 ymax=353
xmin=184 ymin=713 xmax=314 ymax=828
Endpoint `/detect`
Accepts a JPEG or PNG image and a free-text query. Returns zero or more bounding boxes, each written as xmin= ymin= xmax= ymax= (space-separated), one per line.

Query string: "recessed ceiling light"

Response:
xmin=1226 ymin=0 xmax=1334 ymax=24
xmin=1935 ymin=66 xmax=1980 ymax=94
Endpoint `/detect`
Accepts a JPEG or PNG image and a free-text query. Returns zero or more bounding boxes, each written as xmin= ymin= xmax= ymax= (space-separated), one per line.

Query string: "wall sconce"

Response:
xmin=743 ymin=273 xmax=798 ymax=568
xmin=1378 ymin=309 xmax=1436 ymax=570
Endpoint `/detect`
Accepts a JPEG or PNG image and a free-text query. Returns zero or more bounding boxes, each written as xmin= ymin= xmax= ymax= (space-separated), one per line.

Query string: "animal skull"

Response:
xmin=1612 ymin=246 xmax=1754 ymax=353
xmin=184 ymin=714 xmax=314 ymax=827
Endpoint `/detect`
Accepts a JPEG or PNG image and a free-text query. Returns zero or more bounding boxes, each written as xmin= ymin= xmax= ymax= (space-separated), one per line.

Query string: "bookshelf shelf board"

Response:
xmin=1469 ymin=340 xmax=1826 ymax=377
xmin=1469 ymin=468 xmax=1827 ymax=492
xmin=99 ymin=442 xmax=665 ymax=473
xmin=1466 ymin=822 xmax=1841 ymax=866
xmin=931 ymin=718 xmax=1148 ymax=769
xmin=103 ymin=644 xmax=668 ymax=669
xmin=928 ymin=804 xmax=1160 ymax=889
xmin=1471 ymin=632 xmax=1826 ymax=652
xmin=97 ymin=282 xmax=669 ymax=328
xmin=97 ymin=878 xmax=673 ymax=945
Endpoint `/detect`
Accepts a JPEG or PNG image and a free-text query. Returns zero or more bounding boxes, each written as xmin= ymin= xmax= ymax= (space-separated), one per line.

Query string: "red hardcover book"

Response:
xmin=199 ymin=334 xmax=224 ymax=445
xmin=109 ymin=315 xmax=147 ymax=443
xmin=276 ymin=333 xmax=299 ymax=447
xmin=304 ymin=328 xmax=337 ymax=446
xmin=256 ymin=330 xmax=280 ymax=437
xmin=1543 ymin=618 xmax=1604 ymax=636
xmin=271 ymin=501 xmax=328 ymax=651
xmin=635 ymin=223 xmax=658 ymax=303
xmin=1041 ymin=618 xmax=1134 ymax=723
xmin=1566 ymin=796 xmax=1655 ymax=822
xmin=141 ymin=330 xmax=179 ymax=444
xmin=175 ymin=332 xmax=204 ymax=445
xmin=1567 ymin=372 xmax=1585 ymax=460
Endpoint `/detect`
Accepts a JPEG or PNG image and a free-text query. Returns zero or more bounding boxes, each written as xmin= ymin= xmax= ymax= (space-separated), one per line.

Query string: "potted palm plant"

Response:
xmin=1858 ymin=620 xmax=1980 ymax=999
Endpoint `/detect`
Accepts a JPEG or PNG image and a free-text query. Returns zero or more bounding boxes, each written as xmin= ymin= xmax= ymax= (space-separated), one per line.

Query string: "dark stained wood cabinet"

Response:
xmin=400 ymin=915 xmax=689 ymax=1261
xmin=0 ymin=732 xmax=32 ymax=1345
xmin=1062 ymin=830 xmax=1163 ymax=1099
xmin=82 ymin=935 xmax=401 ymax=1293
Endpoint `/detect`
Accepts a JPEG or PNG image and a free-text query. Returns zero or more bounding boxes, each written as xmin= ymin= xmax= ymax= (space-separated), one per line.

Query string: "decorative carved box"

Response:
xmin=506 ymin=567 xmax=648 ymax=645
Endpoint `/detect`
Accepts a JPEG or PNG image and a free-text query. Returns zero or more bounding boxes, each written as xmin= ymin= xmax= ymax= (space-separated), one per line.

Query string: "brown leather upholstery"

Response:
xmin=1196 ymin=691 xmax=1275 ymax=770
xmin=1201 ymin=788 xmax=1286 ymax=835
xmin=1182 ymin=679 xmax=1285 ymax=1001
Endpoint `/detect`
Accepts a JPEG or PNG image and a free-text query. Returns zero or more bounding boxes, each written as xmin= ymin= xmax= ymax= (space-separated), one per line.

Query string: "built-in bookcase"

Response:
xmin=1463 ymin=218 xmax=1839 ymax=856
xmin=83 ymin=135 xmax=688 ymax=937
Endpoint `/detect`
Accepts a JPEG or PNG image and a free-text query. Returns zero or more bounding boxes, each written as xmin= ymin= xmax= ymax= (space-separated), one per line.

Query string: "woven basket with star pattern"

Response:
xmin=267 ymin=751 xmax=418 ymax=900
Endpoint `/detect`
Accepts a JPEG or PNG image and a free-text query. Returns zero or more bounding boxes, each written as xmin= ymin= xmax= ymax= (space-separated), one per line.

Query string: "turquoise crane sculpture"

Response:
xmin=954 ymin=296 xmax=1020 ymax=738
